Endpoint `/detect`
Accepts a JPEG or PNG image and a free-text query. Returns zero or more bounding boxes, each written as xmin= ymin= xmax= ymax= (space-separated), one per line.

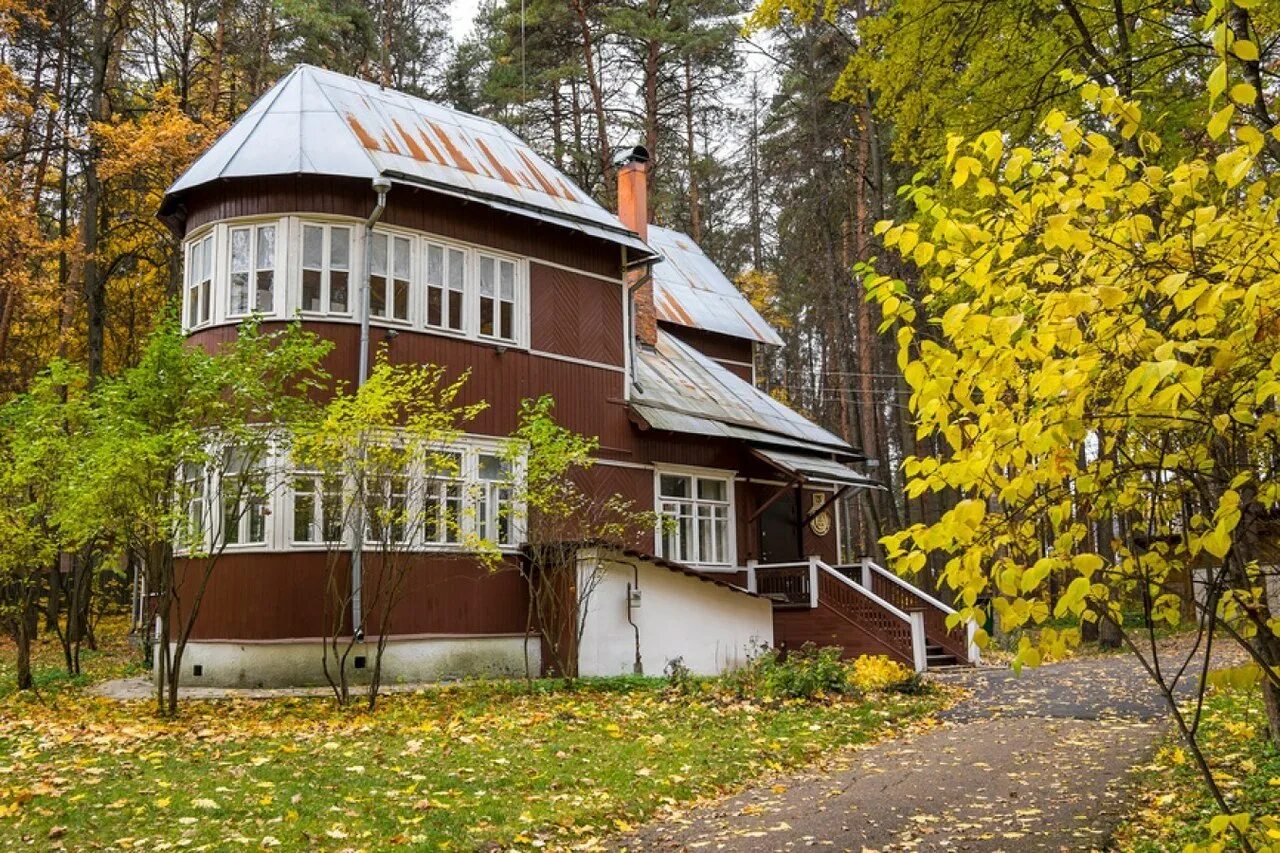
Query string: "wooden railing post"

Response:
xmin=966 ymin=618 xmax=981 ymax=664
xmin=807 ymin=555 xmax=819 ymax=609
xmin=860 ymin=558 xmax=873 ymax=590
xmin=746 ymin=559 xmax=758 ymax=594
xmin=909 ymin=611 xmax=927 ymax=673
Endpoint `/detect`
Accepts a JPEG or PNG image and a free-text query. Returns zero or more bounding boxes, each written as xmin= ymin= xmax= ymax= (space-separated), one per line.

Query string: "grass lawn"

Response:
xmin=0 ymin=621 xmax=947 ymax=850
xmin=1114 ymin=685 xmax=1280 ymax=851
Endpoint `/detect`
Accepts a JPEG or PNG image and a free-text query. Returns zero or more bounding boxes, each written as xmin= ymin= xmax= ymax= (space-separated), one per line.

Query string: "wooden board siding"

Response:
xmin=529 ymin=262 xmax=624 ymax=366
xmin=180 ymin=552 xmax=531 ymax=641
xmin=188 ymin=322 xmax=630 ymax=448
xmin=177 ymin=176 xmax=621 ymax=279
xmin=661 ymin=323 xmax=755 ymax=369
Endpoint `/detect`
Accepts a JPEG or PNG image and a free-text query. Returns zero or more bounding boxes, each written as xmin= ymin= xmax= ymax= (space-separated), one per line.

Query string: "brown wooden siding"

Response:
xmin=178 ymin=176 xmax=621 ymax=279
xmin=180 ymin=552 xmax=530 ymax=640
xmin=529 ymin=262 xmax=624 ymax=366
xmin=188 ymin=322 xmax=630 ymax=446
xmin=661 ymin=323 xmax=755 ymax=367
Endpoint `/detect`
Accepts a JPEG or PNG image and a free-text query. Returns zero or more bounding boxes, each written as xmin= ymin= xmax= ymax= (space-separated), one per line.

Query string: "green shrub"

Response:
xmin=727 ymin=643 xmax=852 ymax=701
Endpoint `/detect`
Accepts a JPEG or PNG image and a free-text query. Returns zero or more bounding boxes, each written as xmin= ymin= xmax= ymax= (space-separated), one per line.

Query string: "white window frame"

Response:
xmin=184 ymin=231 xmax=215 ymax=330
xmin=369 ymin=226 xmax=414 ymax=324
xmin=227 ymin=222 xmax=279 ymax=318
xmin=288 ymin=471 xmax=346 ymax=547
xmin=422 ymin=239 xmax=469 ymax=335
xmin=654 ymin=464 xmax=736 ymax=570
xmin=299 ymin=221 xmax=355 ymax=317
xmin=474 ymin=250 xmax=522 ymax=345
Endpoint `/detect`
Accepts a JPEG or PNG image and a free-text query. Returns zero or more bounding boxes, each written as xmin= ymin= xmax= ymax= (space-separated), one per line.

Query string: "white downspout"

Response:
xmin=350 ymin=175 xmax=391 ymax=641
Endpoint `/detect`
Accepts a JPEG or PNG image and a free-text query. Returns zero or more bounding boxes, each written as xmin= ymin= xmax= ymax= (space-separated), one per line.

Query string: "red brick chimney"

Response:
xmin=616 ymin=146 xmax=656 ymax=347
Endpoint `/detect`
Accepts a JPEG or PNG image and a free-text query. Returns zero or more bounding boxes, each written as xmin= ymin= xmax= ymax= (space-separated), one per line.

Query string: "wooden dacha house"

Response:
xmin=155 ymin=65 xmax=977 ymax=687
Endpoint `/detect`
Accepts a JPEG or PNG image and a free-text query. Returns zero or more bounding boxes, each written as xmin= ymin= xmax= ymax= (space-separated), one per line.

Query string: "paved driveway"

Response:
xmin=621 ymin=645 xmax=1228 ymax=851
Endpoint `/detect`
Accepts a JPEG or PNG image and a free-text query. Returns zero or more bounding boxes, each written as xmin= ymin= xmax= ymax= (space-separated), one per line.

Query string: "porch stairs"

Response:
xmin=747 ymin=557 xmax=979 ymax=672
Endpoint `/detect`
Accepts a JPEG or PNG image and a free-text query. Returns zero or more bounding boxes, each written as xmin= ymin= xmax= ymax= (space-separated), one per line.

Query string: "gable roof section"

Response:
xmin=647 ymin=225 xmax=783 ymax=346
xmin=632 ymin=330 xmax=858 ymax=458
xmin=161 ymin=65 xmax=653 ymax=258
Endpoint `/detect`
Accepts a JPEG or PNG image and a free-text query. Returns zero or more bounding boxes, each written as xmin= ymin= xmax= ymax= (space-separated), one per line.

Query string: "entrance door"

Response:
xmin=759 ymin=490 xmax=801 ymax=563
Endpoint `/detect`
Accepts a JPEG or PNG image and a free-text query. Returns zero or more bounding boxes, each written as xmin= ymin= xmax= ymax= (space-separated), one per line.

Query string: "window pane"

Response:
xmin=697 ymin=504 xmax=712 ymax=562
xmin=447 ymin=249 xmax=465 ymax=291
xmin=230 ymin=272 xmax=249 ymax=315
xmin=188 ymin=286 xmax=199 ymax=326
xmin=479 ymin=256 xmax=495 ymax=296
xmin=499 ymin=302 xmax=513 ymax=340
xmin=329 ymin=272 xmax=348 ymax=312
xmin=293 ymin=480 xmax=315 ymax=542
xmin=303 ymin=225 xmax=323 ymax=269
xmin=256 ymin=225 xmax=275 ymax=269
xmin=479 ymin=298 xmax=494 ymax=336
xmin=330 ymin=228 xmax=350 ymax=269
xmin=322 ymin=477 xmax=343 ymax=541
xmin=370 ymin=275 xmax=387 ymax=317
xmin=427 ymin=244 xmax=443 ymax=284
xmin=255 ymin=270 xmax=273 ymax=312
xmin=247 ymin=495 xmax=266 ymax=543
xmin=447 ymin=293 xmax=462 ymax=330
xmin=199 ymin=281 xmax=211 ymax=323
xmin=659 ymin=474 xmax=690 ymax=498
xmin=393 ymin=280 xmax=409 ymax=320
xmin=302 ymin=270 xmax=322 ymax=311
xmin=499 ymin=261 xmax=514 ymax=300
xmin=697 ymin=478 xmax=726 ymax=502
xmin=370 ymin=232 xmax=388 ymax=276
xmin=200 ymin=236 xmax=213 ymax=279
xmin=222 ymin=491 xmax=240 ymax=545
xmin=393 ymin=236 xmax=411 ymax=279
xmin=427 ymin=286 xmax=442 ymax=327
xmin=478 ymin=454 xmax=509 ymax=481
xmin=677 ymin=509 xmax=693 ymax=562
xmin=230 ymin=228 xmax=250 ymax=272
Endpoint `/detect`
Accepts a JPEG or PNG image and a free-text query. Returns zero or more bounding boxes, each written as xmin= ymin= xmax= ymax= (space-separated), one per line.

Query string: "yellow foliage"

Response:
xmin=848 ymin=655 xmax=913 ymax=691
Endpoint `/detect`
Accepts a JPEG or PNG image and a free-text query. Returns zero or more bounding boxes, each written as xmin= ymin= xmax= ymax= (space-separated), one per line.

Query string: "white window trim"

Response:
xmin=174 ymin=433 xmax=525 ymax=556
xmin=653 ymin=463 xmax=737 ymax=571
xmin=180 ymin=214 xmax=531 ymax=350
xmin=225 ymin=221 xmax=281 ymax=320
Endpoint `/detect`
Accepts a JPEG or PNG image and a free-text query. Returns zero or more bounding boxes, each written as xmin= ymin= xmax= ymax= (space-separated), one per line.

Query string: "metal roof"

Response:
xmin=162 ymin=65 xmax=653 ymax=258
xmin=751 ymin=448 xmax=883 ymax=489
xmin=633 ymin=330 xmax=857 ymax=457
xmin=647 ymin=225 xmax=783 ymax=346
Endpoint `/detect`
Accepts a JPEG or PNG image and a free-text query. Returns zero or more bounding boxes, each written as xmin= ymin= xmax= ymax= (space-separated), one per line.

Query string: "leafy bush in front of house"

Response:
xmin=725 ymin=643 xmax=850 ymax=701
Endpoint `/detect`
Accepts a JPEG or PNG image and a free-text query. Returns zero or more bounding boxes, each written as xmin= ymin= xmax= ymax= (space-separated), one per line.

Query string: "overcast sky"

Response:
xmin=448 ymin=0 xmax=481 ymax=41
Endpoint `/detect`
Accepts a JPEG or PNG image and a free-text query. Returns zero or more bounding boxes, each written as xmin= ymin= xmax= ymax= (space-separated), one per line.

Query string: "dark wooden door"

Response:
xmin=759 ymin=491 xmax=801 ymax=563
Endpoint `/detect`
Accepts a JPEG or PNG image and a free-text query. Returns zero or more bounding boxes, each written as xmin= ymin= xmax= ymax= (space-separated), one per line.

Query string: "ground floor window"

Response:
xmin=657 ymin=469 xmax=732 ymax=567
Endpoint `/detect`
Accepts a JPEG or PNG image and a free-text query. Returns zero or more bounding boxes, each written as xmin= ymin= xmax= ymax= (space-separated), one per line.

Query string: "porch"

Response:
xmin=747 ymin=557 xmax=979 ymax=672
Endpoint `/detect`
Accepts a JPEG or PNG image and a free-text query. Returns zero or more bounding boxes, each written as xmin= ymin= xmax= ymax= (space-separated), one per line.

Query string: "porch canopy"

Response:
xmin=747 ymin=447 xmax=883 ymax=526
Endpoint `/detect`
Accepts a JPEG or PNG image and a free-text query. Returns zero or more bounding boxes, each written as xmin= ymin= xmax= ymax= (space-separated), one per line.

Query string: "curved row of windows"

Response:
xmin=179 ymin=437 xmax=521 ymax=556
xmin=183 ymin=215 xmax=528 ymax=347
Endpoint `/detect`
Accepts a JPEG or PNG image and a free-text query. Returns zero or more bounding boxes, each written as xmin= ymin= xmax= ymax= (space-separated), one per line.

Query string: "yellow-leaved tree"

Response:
xmin=865 ymin=4 xmax=1280 ymax=841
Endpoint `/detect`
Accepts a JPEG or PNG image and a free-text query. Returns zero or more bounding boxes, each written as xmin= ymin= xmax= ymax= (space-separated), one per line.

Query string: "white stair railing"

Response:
xmin=856 ymin=558 xmax=981 ymax=665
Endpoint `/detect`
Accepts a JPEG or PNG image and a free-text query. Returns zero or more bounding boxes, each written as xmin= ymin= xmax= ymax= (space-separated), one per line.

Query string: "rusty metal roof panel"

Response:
xmin=646 ymin=225 xmax=782 ymax=347
xmin=634 ymin=330 xmax=852 ymax=455
xmin=164 ymin=65 xmax=652 ymax=255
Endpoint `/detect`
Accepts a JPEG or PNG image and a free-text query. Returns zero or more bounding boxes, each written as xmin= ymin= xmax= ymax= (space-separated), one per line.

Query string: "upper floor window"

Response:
xmin=425 ymin=242 xmax=466 ymax=333
xmin=228 ymin=224 xmax=276 ymax=316
xmin=186 ymin=233 xmax=213 ymax=329
xmin=302 ymin=223 xmax=352 ymax=315
xmin=478 ymin=255 xmax=517 ymax=342
xmin=182 ymin=216 xmax=528 ymax=348
xmin=658 ymin=470 xmax=732 ymax=567
xmin=370 ymin=230 xmax=411 ymax=322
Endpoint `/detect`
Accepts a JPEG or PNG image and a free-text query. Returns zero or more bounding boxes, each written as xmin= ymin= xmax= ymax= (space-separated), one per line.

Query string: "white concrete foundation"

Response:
xmin=160 ymin=634 xmax=540 ymax=689
xmin=576 ymin=550 xmax=773 ymax=677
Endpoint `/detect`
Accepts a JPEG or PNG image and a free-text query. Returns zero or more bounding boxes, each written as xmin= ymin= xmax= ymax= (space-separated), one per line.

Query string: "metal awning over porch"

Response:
xmin=750 ymin=447 xmax=883 ymax=491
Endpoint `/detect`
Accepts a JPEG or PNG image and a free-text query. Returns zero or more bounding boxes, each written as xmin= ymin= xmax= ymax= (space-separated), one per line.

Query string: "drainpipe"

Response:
xmin=350 ymin=175 xmax=391 ymax=641
xmin=626 ymin=559 xmax=642 ymax=674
